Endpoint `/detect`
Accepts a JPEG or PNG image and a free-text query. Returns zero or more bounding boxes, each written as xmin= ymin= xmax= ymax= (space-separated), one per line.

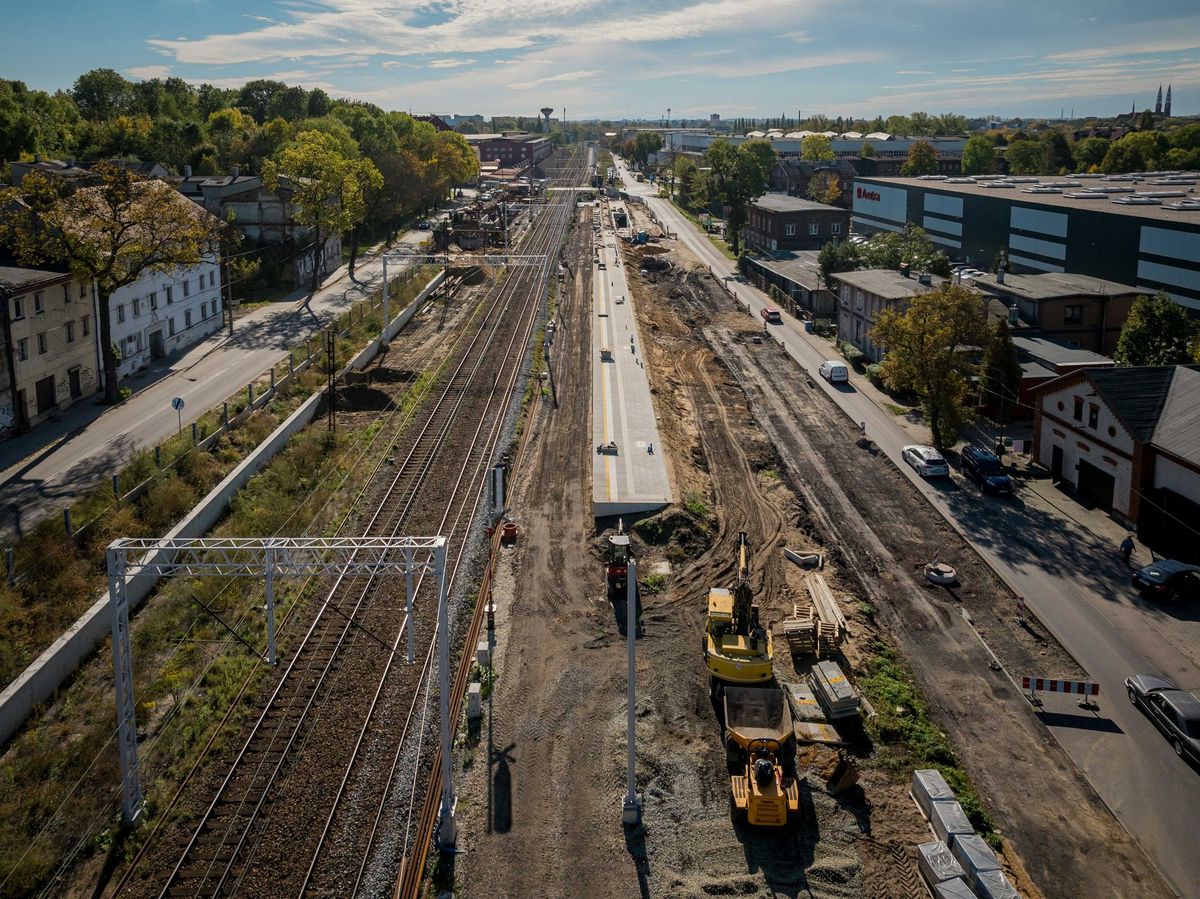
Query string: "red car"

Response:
xmin=761 ymin=307 xmax=781 ymax=324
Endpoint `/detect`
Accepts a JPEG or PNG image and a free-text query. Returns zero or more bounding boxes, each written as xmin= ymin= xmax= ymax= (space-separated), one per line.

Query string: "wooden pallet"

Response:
xmin=805 ymin=573 xmax=848 ymax=657
xmin=781 ymin=602 xmax=815 ymax=654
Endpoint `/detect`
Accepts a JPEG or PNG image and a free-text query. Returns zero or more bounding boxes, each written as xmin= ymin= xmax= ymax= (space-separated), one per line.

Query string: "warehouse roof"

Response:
xmin=1011 ymin=334 xmax=1112 ymax=370
xmin=1152 ymin=367 xmax=1200 ymax=466
xmin=856 ymin=174 xmax=1200 ymax=223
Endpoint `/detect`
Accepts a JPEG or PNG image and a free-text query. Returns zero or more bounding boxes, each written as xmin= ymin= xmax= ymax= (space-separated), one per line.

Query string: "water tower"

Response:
xmin=540 ymin=106 xmax=554 ymax=133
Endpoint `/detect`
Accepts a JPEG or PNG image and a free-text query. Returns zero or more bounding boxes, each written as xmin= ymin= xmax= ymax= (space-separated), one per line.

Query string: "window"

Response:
xmin=79 ymin=283 xmax=87 ymax=300
xmin=82 ymin=316 xmax=90 ymax=337
xmin=37 ymin=333 xmax=47 ymax=355
xmin=784 ymin=224 xmax=797 ymax=237
xmin=165 ymin=286 xmax=173 ymax=304
xmin=197 ymin=277 xmax=203 ymax=293
xmin=12 ymin=298 xmax=23 ymax=320
xmin=63 ymin=285 xmax=71 ymax=304
xmin=209 ymin=271 xmax=215 ymax=287
xmin=66 ymin=321 xmax=75 ymax=343
xmin=117 ymin=304 xmax=125 ymax=323
xmin=831 ymin=223 xmax=842 ymax=235
xmin=135 ymin=333 xmax=143 ymax=352
xmin=33 ymin=292 xmax=43 ymax=313
xmin=17 ymin=338 xmax=28 ymax=361
xmin=183 ymin=280 xmax=190 ymax=297
xmin=133 ymin=298 xmax=141 ymax=317
xmin=1065 ymin=304 xmax=1084 ymax=324
xmin=149 ymin=291 xmax=157 ymax=310
xmin=809 ymin=222 xmax=820 ymax=236
xmin=1073 ymin=396 xmax=1083 ymax=422
xmin=168 ymin=317 xmax=176 ymax=336
xmin=1088 ymin=404 xmax=1099 ymax=430
xmin=185 ymin=310 xmax=193 ymax=328
xmin=201 ymin=302 xmax=207 ymax=319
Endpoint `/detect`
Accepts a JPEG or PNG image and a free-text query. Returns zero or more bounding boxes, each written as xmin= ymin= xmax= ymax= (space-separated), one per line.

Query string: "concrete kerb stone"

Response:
xmin=0 ymin=271 xmax=446 ymax=748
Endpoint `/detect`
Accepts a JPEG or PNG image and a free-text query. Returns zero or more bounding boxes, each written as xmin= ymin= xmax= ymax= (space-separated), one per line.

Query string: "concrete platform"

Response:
xmin=591 ymin=200 xmax=671 ymax=518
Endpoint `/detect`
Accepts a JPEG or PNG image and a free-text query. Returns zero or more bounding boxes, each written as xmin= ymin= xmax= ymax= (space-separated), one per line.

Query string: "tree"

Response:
xmin=0 ymin=162 xmax=224 ymax=402
xmin=908 ymin=111 xmax=934 ymax=135
xmin=697 ymin=140 xmax=772 ymax=254
xmin=858 ymin=224 xmax=951 ymax=276
xmin=1137 ymin=109 xmax=1155 ymax=131
xmin=71 ymin=68 xmax=133 ymax=120
xmin=674 ymin=155 xmax=699 ymax=207
xmin=817 ymin=240 xmax=860 ymax=289
xmin=800 ymin=134 xmax=834 ymax=161
xmin=1004 ymin=140 xmax=1041 ymax=174
xmin=632 ymin=131 xmax=663 ymax=166
xmin=262 ymin=130 xmax=382 ymax=295
xmin=806 ymin=170 xmax=842 ymax=206
xmin=979 ymin=318 xmax=1022 ymax=423
xmin=871 ymin=283 xmax=990 ymax=448
xmin=900 ymin=140 xmax=938 ymax=176
xmin=1114 ymin=292 xmax=1199 ymax=366
xmin=1072 ymin=136 xmax=1110 ymax=170
xmin=1040 ymin=130 xmax=1074 ymax=174
xmin=859 ymin=141 xmax=875 ymax=158
xmin=961 ymin=136 xmax=996 ymax=175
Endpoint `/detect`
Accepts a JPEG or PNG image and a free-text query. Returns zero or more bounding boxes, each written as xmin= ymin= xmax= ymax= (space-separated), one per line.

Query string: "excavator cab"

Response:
xmin=606 ymin=533 xmax=631 ymax=601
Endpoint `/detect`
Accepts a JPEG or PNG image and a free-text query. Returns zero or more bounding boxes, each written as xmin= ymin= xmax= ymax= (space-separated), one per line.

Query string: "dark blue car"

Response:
xmin=960 ymin=445 xmax=1013 ymax=495
xmin=1133 ymin=560 xmax=1200 ymax=602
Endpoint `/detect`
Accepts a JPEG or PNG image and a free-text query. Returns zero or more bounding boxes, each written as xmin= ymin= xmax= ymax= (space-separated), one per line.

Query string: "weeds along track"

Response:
xmin=115 ymin=148 xmax=587 ymax=899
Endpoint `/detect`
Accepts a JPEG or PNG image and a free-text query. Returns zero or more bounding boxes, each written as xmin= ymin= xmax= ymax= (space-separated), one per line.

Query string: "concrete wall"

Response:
xmin=0 ymin=271 xmax=443 ymax=747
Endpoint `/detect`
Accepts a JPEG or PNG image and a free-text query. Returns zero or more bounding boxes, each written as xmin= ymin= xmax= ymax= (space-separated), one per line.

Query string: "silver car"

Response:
xmin=902 ymin=445 xmax=950 ymax=478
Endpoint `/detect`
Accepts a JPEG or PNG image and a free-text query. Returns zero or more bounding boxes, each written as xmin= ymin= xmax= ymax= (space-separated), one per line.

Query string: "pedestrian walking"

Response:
xmin=1120 ymin=534 xmax=1135 ymax=568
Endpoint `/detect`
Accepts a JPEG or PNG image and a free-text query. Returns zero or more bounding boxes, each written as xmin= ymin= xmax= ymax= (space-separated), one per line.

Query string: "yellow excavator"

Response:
xmin=704 ymin=532 xmax=773 ymax=692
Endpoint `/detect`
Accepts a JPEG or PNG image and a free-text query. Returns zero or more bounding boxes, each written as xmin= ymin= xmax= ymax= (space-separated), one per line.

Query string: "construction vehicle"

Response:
xmin=606 ymin=527 xmax=632 ymax=602
xmin=704 ymin=532 xmax=773 ymax=690
xmin=723 ymin=686 xmax=800 ymax=826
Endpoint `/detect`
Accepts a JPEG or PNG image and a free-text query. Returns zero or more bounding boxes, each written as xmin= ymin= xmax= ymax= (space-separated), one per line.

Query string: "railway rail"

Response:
xmin=113 ymin=147 xmax=588 ymax=899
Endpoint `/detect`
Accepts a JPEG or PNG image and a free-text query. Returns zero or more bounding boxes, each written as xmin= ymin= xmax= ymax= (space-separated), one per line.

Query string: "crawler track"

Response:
xmin=115 ymin=148 xmax=588 ymax=899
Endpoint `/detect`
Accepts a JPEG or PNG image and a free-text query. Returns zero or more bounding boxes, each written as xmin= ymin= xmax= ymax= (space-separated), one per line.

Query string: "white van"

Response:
xmin=819 ymin=360 xmax=849 ymax=383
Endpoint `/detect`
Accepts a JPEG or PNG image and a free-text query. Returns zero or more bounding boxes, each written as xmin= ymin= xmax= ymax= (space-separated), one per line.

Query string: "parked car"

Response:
xmin=1126 ymin=673 xmax=1200 ymax=763
xmin=415 ymin=220 xmax=431 ymax=229
xmin=960 ymin=445 xmax=1013 ymax=494
xmin=1132 ymin=560 xmax=1200 ymax=602
xmin=818 ymin=360 xmax=848 ymax=383
xmin=902 ymin=445 xmax=950 ymax=478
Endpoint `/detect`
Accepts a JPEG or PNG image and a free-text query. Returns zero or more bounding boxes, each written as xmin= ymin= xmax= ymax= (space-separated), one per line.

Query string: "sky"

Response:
xmin=4 ymin=0 xmax=1200 ymax=121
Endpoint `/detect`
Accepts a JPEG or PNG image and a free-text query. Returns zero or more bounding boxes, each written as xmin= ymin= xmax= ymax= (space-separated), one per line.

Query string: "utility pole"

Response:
xmin=621 ymin=558 xmax=641 ymax=825
xmin=325 ymin=328 xmax=336 ymax=435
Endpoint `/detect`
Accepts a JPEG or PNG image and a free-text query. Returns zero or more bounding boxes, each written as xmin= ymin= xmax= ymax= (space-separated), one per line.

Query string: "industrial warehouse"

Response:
xmin=850 ymin=173 xmax=1200 ymax=309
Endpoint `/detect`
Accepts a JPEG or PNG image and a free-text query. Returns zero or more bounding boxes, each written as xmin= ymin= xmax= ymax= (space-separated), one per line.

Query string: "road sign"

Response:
xmin=171 ymin=397 xmax=185 ymax=411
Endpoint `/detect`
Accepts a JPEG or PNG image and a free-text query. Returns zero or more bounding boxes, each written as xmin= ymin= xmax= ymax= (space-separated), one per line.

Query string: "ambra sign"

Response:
xmin=851 ymin=181 xmax=908 ymax=224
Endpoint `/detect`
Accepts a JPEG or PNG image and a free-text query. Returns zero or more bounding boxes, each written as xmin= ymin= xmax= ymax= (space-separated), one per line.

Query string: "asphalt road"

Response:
xmin=615 ymin=158 xmax=1200 ymax=895
xmin=0 ymin=225 xmax=436 ymax=540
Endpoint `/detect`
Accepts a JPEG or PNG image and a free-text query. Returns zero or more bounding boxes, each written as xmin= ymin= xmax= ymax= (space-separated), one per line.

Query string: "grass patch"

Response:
xmin=882 ymin=403 xmax=910 ymax=417
xmin=682 ymin=490 xmax=709 ymax=519
xmin=641 ymin=573 xmax=667 ymax=595
xmin=857 ymin=641 xmax=995 ymax=836
xmin=668 ymin=199 xmax=737 ymax=261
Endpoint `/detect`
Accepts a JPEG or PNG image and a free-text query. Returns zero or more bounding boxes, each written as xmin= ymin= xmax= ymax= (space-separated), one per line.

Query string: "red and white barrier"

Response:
xmin=1021 ymin=676 xmax=1100 ymax=696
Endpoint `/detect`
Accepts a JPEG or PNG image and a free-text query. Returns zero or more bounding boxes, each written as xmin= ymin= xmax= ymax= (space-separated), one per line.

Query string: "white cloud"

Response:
xmin=507 ymin=69 xmax=602 ymax=91
xmin=428 ymin=58 xmax=476 ymax=69
xmin=126 ymin=65 xmax=173 ymax=80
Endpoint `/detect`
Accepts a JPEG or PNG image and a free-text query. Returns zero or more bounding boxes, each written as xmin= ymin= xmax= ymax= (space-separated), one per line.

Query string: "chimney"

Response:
xmin=231 ymin=165 xmax=240 ymax=178
xmin=184 ymin=164 xmax=193 ymax=178
xmin=899 ymin=262 xmax=911 ymax=278
xmin=917 ymin=272 xmax=932 ymax=286
xmin=33 ymin=153 xmax=41 ymax=163
xmin=996 ymin=269 xmax=1005 ymax=284
xmin=1007 ymin=305 xmax=1019 ymax=326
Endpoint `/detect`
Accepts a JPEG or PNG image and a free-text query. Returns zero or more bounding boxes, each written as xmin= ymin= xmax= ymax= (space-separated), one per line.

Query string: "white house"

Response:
xmin=101 ymin=256 xmax=224 ymax=382
xmin=1032 ymin=365 xmax=1200 ymax=559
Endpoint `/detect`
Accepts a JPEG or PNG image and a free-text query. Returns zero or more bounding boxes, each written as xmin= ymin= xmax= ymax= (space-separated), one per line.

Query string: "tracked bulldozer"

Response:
xmin=704 ymin=532 xmax=773 ymax=690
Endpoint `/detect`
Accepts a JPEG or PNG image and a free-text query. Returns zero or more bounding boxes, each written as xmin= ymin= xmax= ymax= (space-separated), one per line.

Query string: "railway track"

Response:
xmin=115 ymin=147 xmax=587 ymax=899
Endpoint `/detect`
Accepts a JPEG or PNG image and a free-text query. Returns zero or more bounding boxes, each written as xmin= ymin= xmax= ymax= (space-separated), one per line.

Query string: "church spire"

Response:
xmin=1155 ymin=84 xmax=1163 ymax=115
xmin=1165 ymin=85 xmax=1172 ymax=117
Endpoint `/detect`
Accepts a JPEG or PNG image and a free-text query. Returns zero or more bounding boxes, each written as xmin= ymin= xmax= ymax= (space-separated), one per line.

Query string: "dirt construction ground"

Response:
xmin=453 ymin=203 xmax=1169 ymax=898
